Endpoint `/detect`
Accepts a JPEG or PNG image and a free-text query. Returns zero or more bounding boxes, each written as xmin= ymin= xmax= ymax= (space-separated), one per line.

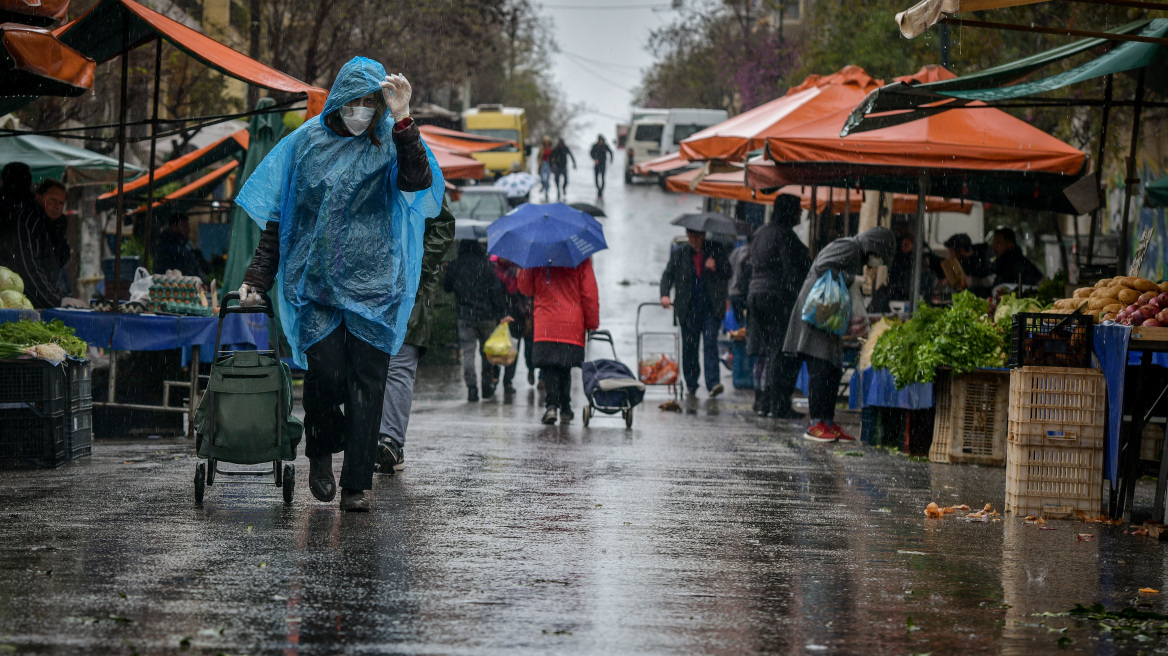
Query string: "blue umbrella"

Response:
xmin=487 ymin=202 xmax=607 ymax=268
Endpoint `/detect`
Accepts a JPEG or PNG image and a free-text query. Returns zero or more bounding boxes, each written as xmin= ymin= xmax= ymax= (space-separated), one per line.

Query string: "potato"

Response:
xmin=1159 ymin=281 xmax=1168 ymax=293
xmin=1117 ymin=288 xmax=1141 ymax=305
xmin=1087 ymin=297 xmax=1114 ymax=311
xmin=1103 ymin=303 xmax=1124 ymax=314
xmin=1055 ymin=298 xmax=1078 ymax=310
xmin=1096 ymin=278 xmax=1115 ymax=288
xmin=1141 ymin=291 xmax=1159 ymax=303
xmin=1073 ymin=287 xmax=1094 ymax=299
xmin=1102 ymin=312 xmax=1118 ymax=322
xmin=1131 ymin=278 xmax=1159 ymax=293
xmin=1091 ymin=286 xmax=1120 ymax=300
xmin=1116 ymin=276 xmax=1138 ymax=288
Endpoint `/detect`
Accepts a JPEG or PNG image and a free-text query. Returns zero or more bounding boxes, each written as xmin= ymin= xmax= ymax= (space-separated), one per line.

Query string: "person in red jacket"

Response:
xmin=518 ymin=259 xmax=600 ymax=425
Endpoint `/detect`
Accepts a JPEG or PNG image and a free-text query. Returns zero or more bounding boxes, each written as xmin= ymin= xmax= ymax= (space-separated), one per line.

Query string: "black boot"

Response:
xmin=308 ymin=453 xmax=336 ymax=502
xmin=467 ymin=386 xmax=479 ymax=402
xmin=340 ymin=488 xmax=370 ymax=512
xmin=541 ymin=407 xmax=558 ymax=425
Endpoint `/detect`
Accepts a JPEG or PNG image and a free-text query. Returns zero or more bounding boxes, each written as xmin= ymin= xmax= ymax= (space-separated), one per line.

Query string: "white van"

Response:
xmin=625 ymin=107 xmax=729 ymax=183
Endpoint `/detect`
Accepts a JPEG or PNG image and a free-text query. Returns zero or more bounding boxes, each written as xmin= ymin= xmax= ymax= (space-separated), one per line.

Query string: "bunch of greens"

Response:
xmin=0 ymin=320 xmax=87 ymax=359
xmin=993 ymin=292 xmax=1047 ymax=330
xmin=871 ymin=292 xmax=1006 ymax=388
xmin=1033 ymin=271 xmax=1067 ymax=308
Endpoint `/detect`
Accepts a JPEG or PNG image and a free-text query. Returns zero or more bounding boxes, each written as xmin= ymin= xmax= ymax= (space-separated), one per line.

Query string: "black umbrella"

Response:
xmin=569 ymin=202 xmax=606 ymax=217
xmin=671 ymin=212 xmax=737 ymax=235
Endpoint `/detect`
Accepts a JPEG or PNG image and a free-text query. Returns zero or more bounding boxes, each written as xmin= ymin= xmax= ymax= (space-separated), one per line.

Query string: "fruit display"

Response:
xmin=1045 ymin=276 xmax=1168 ymax=324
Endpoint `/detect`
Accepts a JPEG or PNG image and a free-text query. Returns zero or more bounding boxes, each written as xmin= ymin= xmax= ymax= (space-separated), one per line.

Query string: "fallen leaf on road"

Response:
xmin=1076 ymin=533 xmax=1095 ymax=541
xmin=658 ymin=400 xmax=681 ymax=412
xmin=951 ymin=504 xmax=970 ymax=511
xmin=924 ymin=502 xmax=944 ymax=519
xmin=1139 ymin=588 xmax=1159 ymax=594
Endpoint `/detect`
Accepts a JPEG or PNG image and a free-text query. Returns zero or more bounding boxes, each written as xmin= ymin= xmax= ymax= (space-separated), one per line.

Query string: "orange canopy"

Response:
xmin=678 ymin=66 xmax=885 ymax=163
xmin=97 ymin=128 xmax=249 ymax=210
xmin=426 ymin=143 xmax=485 ymax=180
xmin=632 ymin=151 xmax=693 ymax=175
xmin=666 ymin=168 xmax=972 ymax=213
xmin=418 ymin=124 xmax=516 ymax=155
xmin=1 ymin=23 xmax=94 ymax=95
xmin=0 ymin=0 xmax=68 ymax=25
xmin=56 ymin=0 xmax=327 ymax=117
xmin=128 ymin=160 xmax=237 ymax=215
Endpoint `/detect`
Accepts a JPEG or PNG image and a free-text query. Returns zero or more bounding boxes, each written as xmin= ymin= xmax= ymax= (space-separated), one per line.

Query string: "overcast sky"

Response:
xmin=536 ymin=1 xmax=676 ymax=149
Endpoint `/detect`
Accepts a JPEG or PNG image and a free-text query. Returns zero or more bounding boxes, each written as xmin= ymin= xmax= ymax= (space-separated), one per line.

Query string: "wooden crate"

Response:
xmin=929 ymin=369 xmax=1009 ymax=466
xmin=1005 ymin=367 xmax=1106 ymax=517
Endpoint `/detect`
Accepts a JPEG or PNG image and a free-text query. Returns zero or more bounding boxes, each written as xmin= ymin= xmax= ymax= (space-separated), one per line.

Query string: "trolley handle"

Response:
xmin=637 ymin=301 xmax=674 ymax=333
xmin=586 ymin=329 xmax=619 ymax=360
xmin=215 ymin=291 xmax=280 ymax=359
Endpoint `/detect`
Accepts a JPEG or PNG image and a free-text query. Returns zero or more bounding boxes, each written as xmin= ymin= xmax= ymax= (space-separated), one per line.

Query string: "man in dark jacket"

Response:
xmin=991 ymin=227 xmax=1043 ymax=288
xmin=551 ymin=138 xmax=576 ymax=200
xmin=589 ymin=135 xmax=613 ymax=197
xmin=0 ymin=162 xmax=64 ymax=308
xmin=747 ymin=194 xmax=810 ymax=418
xmin=154 ymin=213 xmax=210 ymax=279
xmin=443 ymin=239 xmax=510 ymax=402
xmin=376 ymin=202 xmax=455 ymax=474
xmin=660 ymin=229 xmax=732 ymax=396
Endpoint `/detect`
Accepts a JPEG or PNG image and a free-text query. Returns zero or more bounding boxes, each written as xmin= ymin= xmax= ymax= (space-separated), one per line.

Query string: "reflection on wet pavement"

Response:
xmin=0 ymin=164 xmax=1165 ymax=655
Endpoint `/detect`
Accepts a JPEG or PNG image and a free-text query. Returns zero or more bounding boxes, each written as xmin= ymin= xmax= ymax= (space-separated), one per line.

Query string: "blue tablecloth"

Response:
xmin=1093 ymin=323 xmax=1168 ymax=487
xmin=39 ymin=309 xmax=268 ymax=364
xmin=0 ymin=308 xmax=40 ymax=323
xmin=847 ymin=367 xmax=935 ymax=410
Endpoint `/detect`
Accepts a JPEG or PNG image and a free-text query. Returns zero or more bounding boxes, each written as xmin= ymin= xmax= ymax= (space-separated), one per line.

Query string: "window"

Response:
xmin=671 ymin=124 xmax=706 ymax=145
xmin=634 ymin=124 xmax=664 ymax=143
xmin=447 ymin=192 xmax=510 ymax=221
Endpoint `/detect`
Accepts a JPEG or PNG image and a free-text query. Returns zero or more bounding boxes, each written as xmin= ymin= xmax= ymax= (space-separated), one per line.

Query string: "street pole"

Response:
xmin=112 ymin=12 xmax=130 ymax=312
xmin=1119 ymin=69 xmax=1145 ymax=275
xmin=1087 ymin=74 xmax=1113 ymax=267
xmin=911 ymin=175 xmax=929 ymax=314
xmin=143 ymin=36 xmax=163 ymax=274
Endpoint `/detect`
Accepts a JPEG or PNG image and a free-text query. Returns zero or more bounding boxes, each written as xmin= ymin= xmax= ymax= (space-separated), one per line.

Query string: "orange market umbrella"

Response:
xmin=0 ymin=23 xmax=94 ymax=97
xmin=0 ymin=0 xmax=68 ymax=26
xmin=632 ymin=151 xmax=694 ymax=176
xmin=426 ymin=144 xmax=486 ymax=180
xmin=665 ymin=168 xmax=972 ymax=213
xmin=418 ymin=124 xmax=516 ymax=155
xmin=678 ymin=66 xmax=885 ymax=163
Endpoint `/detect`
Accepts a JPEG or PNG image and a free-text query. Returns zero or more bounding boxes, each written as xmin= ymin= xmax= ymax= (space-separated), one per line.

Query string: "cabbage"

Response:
xmin=0 ymin=290 xmax=27 ymax=309
xmin=994 ymin=293 xmax=1045 ymax=328
xmin=0 ymin=266 xmax=23 ymax=293
xmin=20 ymin=295 xmax=33 ymax=310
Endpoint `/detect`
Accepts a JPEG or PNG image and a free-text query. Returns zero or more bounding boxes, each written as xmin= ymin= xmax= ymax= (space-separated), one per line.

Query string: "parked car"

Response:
xmin=447 ymin=186 xmax=512 ymax=222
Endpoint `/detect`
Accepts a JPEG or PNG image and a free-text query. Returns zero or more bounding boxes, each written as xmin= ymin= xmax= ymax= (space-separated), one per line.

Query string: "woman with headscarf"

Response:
xmin=785 ymin=227 xmax=894 ymax=443
xmin=236 ymin=57 xmax=444 ymax=512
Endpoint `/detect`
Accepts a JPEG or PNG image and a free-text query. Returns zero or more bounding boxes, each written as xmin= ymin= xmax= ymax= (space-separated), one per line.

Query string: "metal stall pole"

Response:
xmin=143 ymin=36 xmax=163 ymax=274
xmin=1087 ymin=74 xmax=1113 ymax=268
xmin=111 ymin=12 xmax=131 ymax=311
xmin=1118 ymin=69 xmax=1146 ymax=275
xmin=910 ymin=175 xmax=929 ymax=314
xmin=809 ymin=186 xmax=818 ymax=258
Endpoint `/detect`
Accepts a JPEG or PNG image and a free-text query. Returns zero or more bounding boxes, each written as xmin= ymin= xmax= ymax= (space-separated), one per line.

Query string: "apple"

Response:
xmin=1145 ymin=319 xmax=1163 ymax=328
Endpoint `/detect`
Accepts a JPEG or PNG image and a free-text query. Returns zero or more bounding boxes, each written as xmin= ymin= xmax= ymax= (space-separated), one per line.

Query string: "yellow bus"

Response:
xmin=461 ymin=104 xmax=528 ymax=178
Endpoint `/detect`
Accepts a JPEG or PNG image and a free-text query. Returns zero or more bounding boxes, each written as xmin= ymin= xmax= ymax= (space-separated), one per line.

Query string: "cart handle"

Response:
xmin=586 ymin=329 xmax=619 ymax=360
xmin=215 ymin=291 xmax=280 ymax=359
xmin=637 ymin=301 xmax=675 ymax=333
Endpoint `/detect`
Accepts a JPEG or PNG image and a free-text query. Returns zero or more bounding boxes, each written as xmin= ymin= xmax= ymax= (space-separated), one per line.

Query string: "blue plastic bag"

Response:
xmin=801 ymin=270 xmax=850 ymax=336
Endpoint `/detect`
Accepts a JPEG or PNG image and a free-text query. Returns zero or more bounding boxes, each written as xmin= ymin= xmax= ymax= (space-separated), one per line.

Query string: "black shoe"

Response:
xmin=756 ymin=409 xmax=772 ymax=418
xmin=340 ymin=488 xmax=370 ymax=512
xmin=503 ymin=386 xmax=516 ymax=404
xmin=772 ymin=407 xmax=803 ymax=420
xmin=559 ymin=408 xmax=574 ymax=424
xmin=709 ymin=383 xmax=724 ymax=397
xmin=376 ymin=439 xmax=404 ymax=475
xmin=468 ymin=387 xmax=479 ymax=402
xmin=482 ymin=386 xmax=495 ymax=401
xmin=541 ymin=408 xmax=558 ymax=425
xmin=527 ymin=370 xmax=535 ymax=385
xmin=308 ymin=454 xmax=336 ymax=502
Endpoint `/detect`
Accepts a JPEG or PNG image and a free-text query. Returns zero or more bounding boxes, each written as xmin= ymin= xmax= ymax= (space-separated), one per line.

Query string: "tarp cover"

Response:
xmin=55 ymin=0 xmax=326 ymax=116
xmin=0 ymin=0 xmax=69 ymax=26
xmin=418 ymin=124 xmax=516 ymax=155
xmin=127 ymin=159 xmax=236 ymax=215
xmin=632 ymin=151 xmax=694 ymax=175
xmin=0 ymin=132 xmax=143 ymax=184
xmin=1147 ymin=174 xmax=1168 ymax=208
xmin=235 ymin=56 xmax=445 ymax=367
xmin=1 ymin=23 xmax=94 ymax=96
xmin=96 ymin=128 xmax=248 ymax=210
xmin=896 ymin=0 xmax=1050 ymax=39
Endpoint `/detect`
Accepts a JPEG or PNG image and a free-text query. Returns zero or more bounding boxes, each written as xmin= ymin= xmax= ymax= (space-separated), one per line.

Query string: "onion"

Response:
xmin=1145 ymin=319 xmax=1163 ymax=328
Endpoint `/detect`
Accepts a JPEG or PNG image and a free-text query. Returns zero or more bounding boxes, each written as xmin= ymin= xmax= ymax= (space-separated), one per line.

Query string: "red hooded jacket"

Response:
xmin=517 ymin=259 xmax=600 ymax=347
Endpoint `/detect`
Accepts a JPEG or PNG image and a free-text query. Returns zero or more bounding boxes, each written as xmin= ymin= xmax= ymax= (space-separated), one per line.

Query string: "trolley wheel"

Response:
xmin=194 ymin=463 xmax=206 ymax=505
xmin=205 ymin=458 xmax=216 ymax=486
xmin=273 ymin=460 xmax=283 ymax=487
xmin=282 ymin=464 xmax=295 ymax=504
xmin=625 ymin=406 xmax=634 ymax=429
xmin=582 ymin=405 xmax=592 ymax=427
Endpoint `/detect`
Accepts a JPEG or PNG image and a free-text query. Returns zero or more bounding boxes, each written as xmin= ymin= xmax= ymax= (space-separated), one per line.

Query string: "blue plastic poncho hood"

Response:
xmin=236 ymin=57 xmax=445 ymax=366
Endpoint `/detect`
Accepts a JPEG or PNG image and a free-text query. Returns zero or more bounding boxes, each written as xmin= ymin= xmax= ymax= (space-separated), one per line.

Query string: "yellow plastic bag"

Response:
xmin=483 ymin=322 xmax=518 ymax=366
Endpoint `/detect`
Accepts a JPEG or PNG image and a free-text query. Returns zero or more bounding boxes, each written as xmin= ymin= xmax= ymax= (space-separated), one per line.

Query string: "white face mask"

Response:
xmin=341 ymin=106 xmax=375 ymax=135
xmin=867 ymin=254 xmax=884 ymax=268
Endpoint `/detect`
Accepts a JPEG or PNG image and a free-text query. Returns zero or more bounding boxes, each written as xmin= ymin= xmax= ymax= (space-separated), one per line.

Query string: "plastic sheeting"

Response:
xmin=1094 ymin=323 xmax=1129 ymax=487
xmin=40 ymin=309 xmax=267 ymax=364
xmin=848 ymin=367 xmax=935 ymax=410
xmin=235 ymin=57 xmax=444 ymax=367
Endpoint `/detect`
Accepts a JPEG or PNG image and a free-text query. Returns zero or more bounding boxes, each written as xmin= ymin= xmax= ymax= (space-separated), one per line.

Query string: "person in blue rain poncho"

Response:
xmin=236 ymin=57 xmax=444 ymax=512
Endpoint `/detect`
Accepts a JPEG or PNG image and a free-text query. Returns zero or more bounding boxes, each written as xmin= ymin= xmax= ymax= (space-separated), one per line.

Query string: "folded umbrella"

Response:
xmin=494 ymin=171 xmax=539 ymax=198
xmin=487 ymin=202 xmax=607 ymax=268
xmin=569 ymin=202 xmax=606 ymax=217
xmin=671 ymin=212 xmax=738 ymax=236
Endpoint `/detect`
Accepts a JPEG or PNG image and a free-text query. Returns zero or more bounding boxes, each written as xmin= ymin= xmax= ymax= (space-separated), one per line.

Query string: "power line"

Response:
xmin=539 ymin=2 xmax=672 ymax=9
xmin=561 ymin=55 xmax=635 ymax=93
xmin=561 ymin=52 xmax=642 ymax=81
xmin=560 ymin=49 xmax=647 ymax=72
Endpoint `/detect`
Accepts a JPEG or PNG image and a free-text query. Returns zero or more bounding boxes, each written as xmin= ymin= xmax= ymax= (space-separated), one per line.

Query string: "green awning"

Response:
xmin=0 ymin=132 xmax=144 ymax=185
xmin=1147 ymin=174 xmax=1168 ymax=208
xmin=844 ymin=18 xmax=1167 ymax=135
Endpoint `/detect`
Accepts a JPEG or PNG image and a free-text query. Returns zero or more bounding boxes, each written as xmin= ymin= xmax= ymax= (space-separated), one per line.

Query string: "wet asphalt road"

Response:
xmin=2 ymin=161 xmax=1168 ymax=655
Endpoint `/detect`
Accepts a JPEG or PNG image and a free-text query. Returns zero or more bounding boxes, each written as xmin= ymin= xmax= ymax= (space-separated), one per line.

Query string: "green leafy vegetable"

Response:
xmin=0 ymin=320 xmax=87 ymax=359
xmin=872 ymin=292 xmax=1006 ymax=388
xmin=994 ymin=293 xmax=1047 ymax=329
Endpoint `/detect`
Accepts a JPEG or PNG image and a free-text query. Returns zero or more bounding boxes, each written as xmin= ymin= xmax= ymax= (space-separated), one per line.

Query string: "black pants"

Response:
xmin=805 ymin=356 xmax=842 ymax=423
xmin=543 ymin=365 xmax=572 ymax=410
xmin=593 ymin=164 xmax=606 ymax=194
xmin=554 ymin=169 xmax=568 ymax=197
xmin=749 ymin=294 xmax=799 ymax=413
xmin=303 ymin=323 xmax=392 ymax=491
xmin=502 ymin=325 xmax=533 ymax=387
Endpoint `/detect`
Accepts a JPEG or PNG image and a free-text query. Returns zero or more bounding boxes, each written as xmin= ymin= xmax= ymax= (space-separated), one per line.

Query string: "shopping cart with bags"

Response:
xmin=636 ymin=302 xmax=681 ymax=400
xmin=193 ymin=291 xmax=302 ymax=505
xmin=582 ymin=330 xmax=644 ymax=429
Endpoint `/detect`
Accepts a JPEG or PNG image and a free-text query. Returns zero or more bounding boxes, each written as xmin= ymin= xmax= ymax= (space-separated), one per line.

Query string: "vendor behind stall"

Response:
xmin=0 ymin=162 xmax=64 ymax=308
xmin=990 ymin=227 xmax=1043 ymax=288
xmin=934 ymin=233 xmax=993 ymax=297
xmin=154 ymin=213 xmax=210 ymax=279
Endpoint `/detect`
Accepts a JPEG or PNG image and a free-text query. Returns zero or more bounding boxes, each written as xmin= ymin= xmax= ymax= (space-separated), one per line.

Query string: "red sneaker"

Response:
xmin=829 ymin=423 xmax=856 ymax=442
xmin=803 ymin=421 xmax=837 ymax=443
